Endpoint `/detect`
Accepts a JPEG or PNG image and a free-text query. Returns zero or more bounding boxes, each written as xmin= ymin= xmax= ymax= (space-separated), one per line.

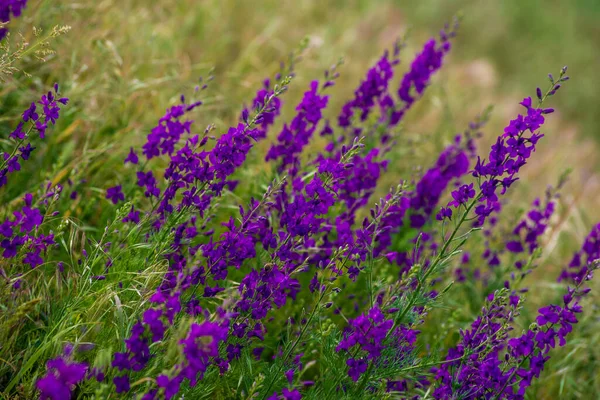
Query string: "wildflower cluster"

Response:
xmin=1 ymin=84 xmax=68 ymax=188
xmin=0 ymin=0 xmax=27 ymax=40
xmin=1 ymin=10 xmax=597 ymax=400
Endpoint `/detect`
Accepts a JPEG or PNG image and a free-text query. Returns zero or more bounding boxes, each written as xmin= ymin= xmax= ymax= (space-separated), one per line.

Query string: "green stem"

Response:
xmin=390 ymin=199 xmax=477 ymax=333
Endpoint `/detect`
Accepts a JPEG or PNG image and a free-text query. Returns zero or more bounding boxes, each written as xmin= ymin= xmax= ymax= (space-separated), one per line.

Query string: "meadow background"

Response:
xmin=2 ymin=0 xmax=600 ymax=398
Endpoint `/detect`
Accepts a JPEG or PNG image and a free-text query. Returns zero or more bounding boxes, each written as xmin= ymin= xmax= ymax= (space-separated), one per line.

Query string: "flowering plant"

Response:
xmin=0 ymin=9 xmax=596 ymax=400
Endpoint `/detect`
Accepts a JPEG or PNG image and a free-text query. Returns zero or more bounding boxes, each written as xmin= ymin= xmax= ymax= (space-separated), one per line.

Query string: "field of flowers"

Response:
xmin=2 ymin=1 xmax=600 ymax=399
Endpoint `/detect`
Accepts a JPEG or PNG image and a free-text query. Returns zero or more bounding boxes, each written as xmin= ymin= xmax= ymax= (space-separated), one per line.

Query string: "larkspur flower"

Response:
xmin=449 ymin=183 xmax=475 ymax=208
xmin=110 ymin=76 xmax=287 ymax=390
xmin=124 ymin=147 xmax=139 ymax=164
xmin=40 ymin=25 xmax=586 ymax=400
xmin=559 ymin=223 xmax=600 ymax=284
xmin=113 ymin=375 xmax=130 ymax=393
xmin=0 ymin=0 xmax=28 ymax=40
xmin=463 ymin=87 xmax=561 ymax=226
xmin=338 ymin=48 xmax=399 ymax=129
xmin=0 ymin=84 xmax=68 ymax=188
xmin=105 ymin=185 xmax=125 ymax=204
xmin=266 ymin=80 xmax=329 ymax=176
xmin=37 ymin=354 xmax=87 ymax=400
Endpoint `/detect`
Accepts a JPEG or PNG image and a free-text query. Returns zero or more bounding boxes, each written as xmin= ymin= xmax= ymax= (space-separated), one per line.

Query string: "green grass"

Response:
xmin=1 ymin=0 xmax=600 ymax=398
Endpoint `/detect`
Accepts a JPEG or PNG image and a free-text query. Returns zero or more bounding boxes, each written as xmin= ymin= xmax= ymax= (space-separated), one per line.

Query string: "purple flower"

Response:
xmin=336 ymin=307 xmax=393 ymax=359
xmin=449 ymin=183 xmax=475 ymax=208
xmin=22 ymin=102 xmax=38 ymax=122
xmin=113 ymin=375 xmax=130 ymax=393
xmin=19 ymin=143 xmax=35 ymax=160
xmin=176 ymin=321 xmax=228 ymax=385
xmin=346 ymin=358 xmax=368 ymax=382
xmin=282 ymin=387 xmax=302 ymax=400
xmin=0 ymin=0 xmax=28 ymax=40
xmin=392 ymin=37 xmax=451 ymax=124
xmin=124 ymin=147 xmax=139 ymax=164
xmin=9 ymin=122 xmax=25 ymax=139
xmin=266 ymin=80 xmax=329 ymax=176
xmin=122 ymin=206 xmax=141 ymax=224
xmin=506 ymin=240 xmax=524 ymax=253
xmin=468 ymin=90 xmax=560 ymax=226
xmin=106 ymin=185 xmax=125 ymax=204
xmin=338 ymin=50 xmax=398 ymax=128
xmin=141 ymin=100 xmax=201 ymax=160
xmin=37 ymin=356 xmax=87 ymax=400
xmin=0 ymin=84 xmax=67 ymax=188
xmin=559 ymin=223 xmax=600 ymax=283
xmin=436 ymin=207 xmax=452 ymax=221
xmin=156 ymin=374 xmax=182 ymax=400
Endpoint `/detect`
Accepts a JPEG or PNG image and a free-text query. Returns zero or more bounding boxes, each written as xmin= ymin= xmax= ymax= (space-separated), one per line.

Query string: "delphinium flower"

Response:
xmin=330 ymin=21 xmax=456 ymax=156
xmin=267 ymin=387 xmax=302 ymax=400
xmin=314 ymin=122 xmax=476 ymax=308
xmin=431 ymin=290 xmax=519 ymax=399
xmin=122 ymin=205 xmax=141 ymax=224
xmin=0 ymin=84 xmax=68 ymax=188
xmin=343 ymin=71 xmax=568 ymax=399
xmin=36 ymin=347 xmax=88 ymax=400
xmin=127 ymin=94 xmax=203 ymax=208
xmin=0 ymin=0 xmax=27 ymax=40
xmin=389 ymin=32 xmax=454 ymax=127
xmin=155 ymin=77 xmax=289 ymax=221
xmin=265 ymin=79 xmax=330 ymax=177
xmin=141 ymin=95 xmax=203 ymax=162
xmin=376 ymin=143 xmax=470 ymax=276
xmin=108 ymin=77 xmax=291 ymax=395
xmin=431 ymin=227 xmax=598 ymax=399
xmin=332 ymin=296 xmax=423 ymax=389
xmin=558 ymin=223 xmax=600 ymax=284
xmin=337 ymin=44 xmax=401 ymax=133
xmin=240 ymin=77 xmax=283 ymax=140
xmin=502 ymin=190 xmax=558 ymax=279
xmin=126 ymin=76 xmax=287 ymax=324
xmin=234 ymin=142 xmax=363 ymax=324
xmin=449 ymin=68 xmax=568 ymax=227
xmin=146 ymin=93 xmax=287 ymax=319
xmin=255 ymin=189 xmax=412 ymax=396
xmin=320 ymin=186 xmax=407 ymax=282
xmin=151 ymin=180 xmax=279 ymax=314
xmin=105 ymin=185 xmax=125 ymax=204
xmin=449 ymin=184 xmax=476 ymax=208
xmin=148 ymin=321 xmax=229 ymax=399
xmin=325 ymin=30 xmax=455 ymax=205
xmin=213 ymin=141 xmax=368 ymax=399
xmin=130 ymin=70 xmax=286 ymax=212
xmin=311 ymin=45 xmax=403 ymax=232
xmin=373 ymin=112 xmax=487 ymax=277
xmin=312 ymin=32 xmax=461 ymax=283
xmin=316 ymin=68 xmax=562 ymax=399
xmin=484 ymin=280 xmax=590 ymax=399
xmin=336 ymin=306 xmax=393 ymax=381
xmin=460 ymin=174 xmax=564 ymax=292
xmin=57 ymin=27 xmax=587 ymax=400
xmin=498 ymin=281 xmax=592 ymax=398
xmin=465 ymin=196 xmax=550 ymax=289
xmin=0 ymin=193 xmax=55 ymax=276
xmin=144 ymin=76 xmax=288 ymax=309
xmin=124 ymin=147 xmax=138 ymax=164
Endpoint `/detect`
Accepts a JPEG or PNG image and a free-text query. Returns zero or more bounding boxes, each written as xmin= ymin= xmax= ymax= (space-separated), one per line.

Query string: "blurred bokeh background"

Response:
xmin=2 ymin=0 xmax=600 ymax=396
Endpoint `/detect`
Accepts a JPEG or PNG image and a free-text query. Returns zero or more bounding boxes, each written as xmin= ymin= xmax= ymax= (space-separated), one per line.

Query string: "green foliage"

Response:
xmin=0 ymin=1 xmax=599 ymax=399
